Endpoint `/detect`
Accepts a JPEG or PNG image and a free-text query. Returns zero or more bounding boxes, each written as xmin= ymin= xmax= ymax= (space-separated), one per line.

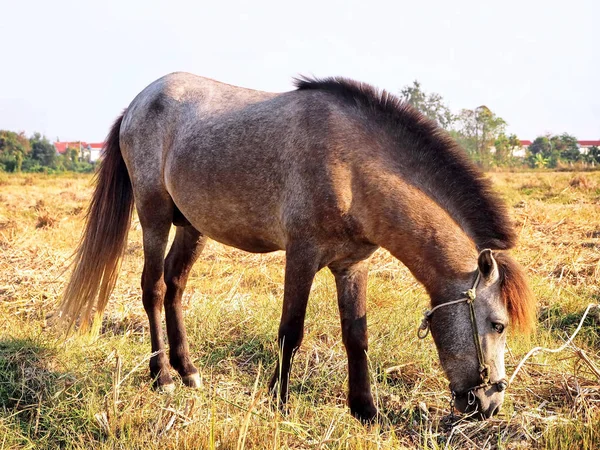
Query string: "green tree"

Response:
xmin=527 ymin=136 xmax=557 ymax=168
xmin=526 ymin=134 xmax=580 ymax=168
xmin=29 ymin=133 xmax=57 ymax=168
xmin=455 ymin=106 xmax=506 ymax=169
xmin=585 ymin=145 xmax=600 ymax=164
xmin=532 ymin=153 xmax=550 ymax=168
xmin=399 ymin=81 xmax=455 ymax=129
xmin=551 ymin=133 xmax=580 ymax=162
xmin=0 ymin=130 xmax=31 ymax=172
xmin=494 ymin=132 xmax=521 ymax=166
xmin=528 ymin=136 xmax=551 ymax=157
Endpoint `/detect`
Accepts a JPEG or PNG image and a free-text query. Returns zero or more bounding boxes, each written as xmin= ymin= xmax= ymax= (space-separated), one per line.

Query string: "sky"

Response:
xmin=1 ymin=0 xmax=598 ymax=142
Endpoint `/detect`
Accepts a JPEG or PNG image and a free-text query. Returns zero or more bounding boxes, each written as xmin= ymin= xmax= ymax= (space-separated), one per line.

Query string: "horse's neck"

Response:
xmin=356 ymin=169 xmax=478 ymax=297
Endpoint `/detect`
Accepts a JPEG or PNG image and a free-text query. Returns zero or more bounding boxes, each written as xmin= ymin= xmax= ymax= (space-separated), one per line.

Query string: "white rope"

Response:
xmin=508 ymin=303 xmax=598 ymax=386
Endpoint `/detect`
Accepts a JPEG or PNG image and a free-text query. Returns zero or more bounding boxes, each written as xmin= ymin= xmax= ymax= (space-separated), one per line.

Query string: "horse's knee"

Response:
xmin=342 ymin=319 xmax=368 ymax=354
xmin=141 ymin=280 xmax=166 ymax=310
xmin=164 ymin=274 xmax=185 ymax=296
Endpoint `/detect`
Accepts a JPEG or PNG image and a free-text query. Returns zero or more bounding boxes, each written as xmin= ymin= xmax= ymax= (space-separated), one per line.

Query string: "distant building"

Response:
xmin=54 ymin=141 xmax=105 ymax=162
xmin=515 ymin=140 xmax=532 ymax=158
xmin=577 ymin=140 xmax=600 ymax=154
xmin=87 ymin=143 xmax=104 ymax=162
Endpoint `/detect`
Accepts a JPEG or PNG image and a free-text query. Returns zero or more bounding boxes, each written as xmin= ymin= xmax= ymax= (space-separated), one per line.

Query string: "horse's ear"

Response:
xmin=478 ymin=249 xmax=499 ymax=284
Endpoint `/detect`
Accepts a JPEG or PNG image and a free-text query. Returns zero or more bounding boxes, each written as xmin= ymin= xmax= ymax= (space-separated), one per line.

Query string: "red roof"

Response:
xmin=54 ymin=141 xmax=85 ymax=154
xmin=54 ymin=142 xmax=69 ymax=154
xmin=54 ymin=141 xmax=105 ymax=154
xmin=520 ymin=140 xmax=532 ymax=146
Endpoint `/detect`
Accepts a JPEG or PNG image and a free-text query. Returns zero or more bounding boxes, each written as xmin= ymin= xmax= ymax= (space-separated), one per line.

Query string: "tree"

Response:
xmin=399 ymin=81 xmax=455 ymax=129
xmin=585 ymin=146 xmax=600 ymax=164
xmin=29 ymin=133 xmax=57 ymax=168
xmin=494 ymin=133 xmax=521 ymax=166
xmin=551 ymin=133 xmax=580 ymax=162
xmin=526 ymin=133 xmax=580 ymax=168
xmin=0 ymin=130 xmax=31 ymax=172
xmin=455 ymin=106 xmax=506 ymax=169
xmin=528 ymin=136 xmax=552 ymax=157
xmin=532 ymin=153 xmax=550 ymax=168
xmin=527 ymin=136 xmax=557 ymax=168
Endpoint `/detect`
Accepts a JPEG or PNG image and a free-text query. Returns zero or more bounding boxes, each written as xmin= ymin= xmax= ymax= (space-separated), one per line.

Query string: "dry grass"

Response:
xmin=1 ymin=171 xmax=600 ymax=449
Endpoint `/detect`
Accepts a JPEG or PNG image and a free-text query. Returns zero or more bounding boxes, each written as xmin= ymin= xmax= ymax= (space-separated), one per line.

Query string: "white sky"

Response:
xmin=1 ymin=0 xmax=598 ymax=142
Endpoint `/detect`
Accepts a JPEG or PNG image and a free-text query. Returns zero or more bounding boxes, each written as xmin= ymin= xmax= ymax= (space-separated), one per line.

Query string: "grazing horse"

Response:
xmin=59 ymin=72 xmax=536 ymax=421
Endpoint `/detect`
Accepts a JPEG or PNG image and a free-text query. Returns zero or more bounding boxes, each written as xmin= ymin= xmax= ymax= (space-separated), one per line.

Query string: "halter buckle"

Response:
xmin=465 ymin=288 xmax=476 ymax=302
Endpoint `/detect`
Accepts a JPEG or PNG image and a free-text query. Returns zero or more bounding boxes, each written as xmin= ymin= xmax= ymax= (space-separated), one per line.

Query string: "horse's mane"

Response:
xmin=294 ymin=76 xmax=517 ymax=250
xmin=495 ymin=252 xmax=536 ymax=334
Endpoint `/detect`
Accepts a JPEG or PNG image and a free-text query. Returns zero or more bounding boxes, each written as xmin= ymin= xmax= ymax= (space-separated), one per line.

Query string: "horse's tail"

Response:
xmin=58 ymin=112 xmax=134 ymax=332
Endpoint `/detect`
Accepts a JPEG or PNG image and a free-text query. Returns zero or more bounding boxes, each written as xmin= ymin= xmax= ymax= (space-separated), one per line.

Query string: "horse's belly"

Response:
xmin=164 ymin=135 xmax=289 ymax=253
xmin=173 ymin=199 xmax=287 ymax=253
xmin=203 ymin=232 xmax=283 ymax=253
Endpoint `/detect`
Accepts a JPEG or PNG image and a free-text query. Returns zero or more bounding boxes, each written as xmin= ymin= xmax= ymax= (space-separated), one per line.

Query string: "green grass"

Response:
xmin=1 ymin=171 xmax=599 ymax=448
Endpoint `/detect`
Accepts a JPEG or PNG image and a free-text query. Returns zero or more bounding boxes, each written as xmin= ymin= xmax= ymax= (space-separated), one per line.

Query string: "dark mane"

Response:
xmin=295 ymin=76 xmax=517 ymax=250
xmin=495 ymin=252 xmax=536 ymax=334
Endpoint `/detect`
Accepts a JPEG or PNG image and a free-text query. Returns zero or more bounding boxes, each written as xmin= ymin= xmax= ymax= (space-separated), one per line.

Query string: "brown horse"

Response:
xmin=59 ymin=72 xmax=536 ymax=421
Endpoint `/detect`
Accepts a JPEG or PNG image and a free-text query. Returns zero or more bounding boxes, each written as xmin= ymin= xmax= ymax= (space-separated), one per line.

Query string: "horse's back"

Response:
xmin=119 ymin=73 xmax=359 ymax=253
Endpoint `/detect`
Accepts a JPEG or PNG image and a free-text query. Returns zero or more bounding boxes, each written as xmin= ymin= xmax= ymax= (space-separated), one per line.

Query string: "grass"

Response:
xmin=1 ymin=171 xmax=599 ymax=449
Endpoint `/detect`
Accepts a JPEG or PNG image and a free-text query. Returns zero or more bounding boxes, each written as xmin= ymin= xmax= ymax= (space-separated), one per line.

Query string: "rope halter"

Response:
xmin=417 ymin=270 xmax=509 ymax=398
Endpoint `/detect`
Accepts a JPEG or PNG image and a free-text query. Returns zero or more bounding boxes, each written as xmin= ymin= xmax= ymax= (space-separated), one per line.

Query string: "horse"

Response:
xmin=59 ymin=72 xmax=536 ymax=422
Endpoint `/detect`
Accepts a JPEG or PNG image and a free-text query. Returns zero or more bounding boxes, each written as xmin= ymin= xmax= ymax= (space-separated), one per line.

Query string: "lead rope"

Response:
xmin=508 ymin=303 xmax=599 ymax=385
xmin=442 ymin=304 xmax=598 ymax=424
xmin=418 ymin=278 xmax=598 ymax=416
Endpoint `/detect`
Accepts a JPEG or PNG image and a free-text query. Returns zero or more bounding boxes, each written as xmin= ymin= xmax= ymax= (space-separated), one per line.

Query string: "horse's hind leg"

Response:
xmin=139 ymin=208 xmax=174 ymax=390
xmin=269 ymin=244 xmax=320 ymax=406
xmin=330 ymin=260 xmax=377 ymax=422
xmin=164 ymin=225 xmax=207 ymax=388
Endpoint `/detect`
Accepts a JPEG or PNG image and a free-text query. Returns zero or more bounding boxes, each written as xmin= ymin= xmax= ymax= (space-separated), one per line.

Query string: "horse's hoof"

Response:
xmin=349 ymin=397 xmax=378 ymax=424
xmin=182 ymin=373 xmax=201 ymax=388
xmin=158 ymin=382 xmax=176 ymax=394
xmin=352 ymin=407 xmax=379 ymax=424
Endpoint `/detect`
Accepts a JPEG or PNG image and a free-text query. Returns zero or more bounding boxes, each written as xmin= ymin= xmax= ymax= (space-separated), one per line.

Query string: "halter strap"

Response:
xmin=417 ymin=271 xmax=504 ymax=391
xmin=417 ymin=271 xmax=481 ymax=339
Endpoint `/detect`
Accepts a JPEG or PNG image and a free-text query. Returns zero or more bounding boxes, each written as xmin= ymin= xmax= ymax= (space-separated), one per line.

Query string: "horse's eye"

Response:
xmin=492 ymin=323 xmax=505 ymax=334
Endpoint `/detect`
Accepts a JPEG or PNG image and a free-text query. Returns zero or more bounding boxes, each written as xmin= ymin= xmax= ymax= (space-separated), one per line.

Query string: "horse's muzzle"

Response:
xmin=452 ymin=382 xmax=506 ymax=419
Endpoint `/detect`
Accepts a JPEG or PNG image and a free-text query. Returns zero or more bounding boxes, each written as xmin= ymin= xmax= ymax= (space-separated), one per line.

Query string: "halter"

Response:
xmin=417 ymin=270 xmax=509 ymax=405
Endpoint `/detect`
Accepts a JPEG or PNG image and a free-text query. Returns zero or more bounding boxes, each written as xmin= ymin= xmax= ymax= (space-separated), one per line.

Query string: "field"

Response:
xmin=1 ymin=171 xmax=599 ymax=449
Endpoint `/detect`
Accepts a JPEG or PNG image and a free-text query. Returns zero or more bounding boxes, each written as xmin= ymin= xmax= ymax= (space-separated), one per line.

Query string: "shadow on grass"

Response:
xmin=199 ymin=331 xmax=277 ymax=373
xmin=0 ymin=338 xmax=62 ymax=410
xmin=0 ymin=337 xmax=95 ymax=447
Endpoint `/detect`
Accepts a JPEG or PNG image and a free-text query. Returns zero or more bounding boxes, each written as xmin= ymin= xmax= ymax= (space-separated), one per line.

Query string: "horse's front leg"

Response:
xmin=330 ymin=259 xmax=377 ymax=422
xmin=269 ymin=244 xmax=320 ymax=407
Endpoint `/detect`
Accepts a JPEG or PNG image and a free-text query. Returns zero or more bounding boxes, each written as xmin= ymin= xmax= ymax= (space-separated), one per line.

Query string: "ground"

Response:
xmin=0 ymin=171 xmax=599 ymax=449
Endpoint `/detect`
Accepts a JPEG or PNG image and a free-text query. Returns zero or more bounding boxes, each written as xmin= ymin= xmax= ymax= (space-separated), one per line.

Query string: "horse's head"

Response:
xmin=425 ymin=249 xmax=535 ymax=419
